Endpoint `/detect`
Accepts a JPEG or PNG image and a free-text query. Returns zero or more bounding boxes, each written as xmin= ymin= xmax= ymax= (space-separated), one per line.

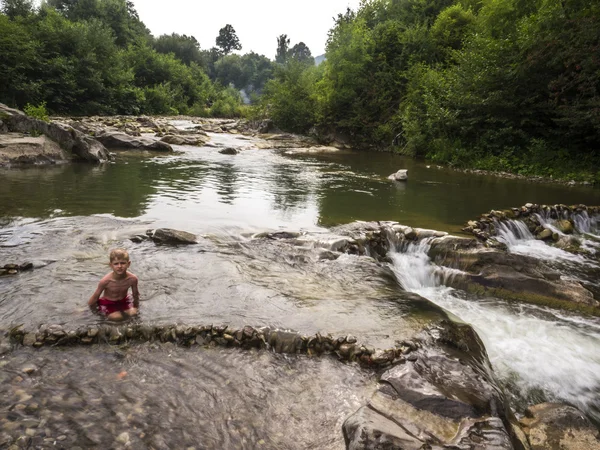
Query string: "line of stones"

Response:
xmin=0 ymin=263 xmax=33 ymax=277
xmin=8 ymin=323 xmax=420 ymax=369
xmin=463 ymin=203 xmax=599 ymax=241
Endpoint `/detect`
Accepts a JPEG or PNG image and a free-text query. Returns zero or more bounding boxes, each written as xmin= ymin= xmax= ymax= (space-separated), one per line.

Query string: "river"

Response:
xmin=1 ymin=124 xmax=599 ymax=447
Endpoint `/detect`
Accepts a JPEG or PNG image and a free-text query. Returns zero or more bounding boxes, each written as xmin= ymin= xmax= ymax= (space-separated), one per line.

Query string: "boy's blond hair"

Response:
xmin=109 ymin=248 xmax=130 ymax=262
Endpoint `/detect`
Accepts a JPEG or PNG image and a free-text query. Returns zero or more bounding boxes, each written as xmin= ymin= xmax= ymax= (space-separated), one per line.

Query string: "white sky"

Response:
xmin=130 ymin=0 xmax=362 ymax=59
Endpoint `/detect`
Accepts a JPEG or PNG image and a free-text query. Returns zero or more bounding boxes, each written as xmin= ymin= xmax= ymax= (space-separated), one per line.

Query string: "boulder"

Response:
xmin=146 ymin=228 xmax=197 ymax=245
xmin=536 ymin=228 xmax=553 ymax=240
xmin=519 ymin=403 xmax=600 ymax=450
xmin=555 ymin=219 xmax=574 ymax=234
xmin=0 ymin=103 xmax=111 ymax=163
xmin=0 ymin=134 xmax=69 ymax=166
xmin=159 ymin=134 xmax=209 ymax=146
xmin=388 ymin=169 xmax=408 ymax=181
xmin=96 ymin=131 xmax=173 ymax=152
xmin=219 ymin=147 xmax=239 ymax=155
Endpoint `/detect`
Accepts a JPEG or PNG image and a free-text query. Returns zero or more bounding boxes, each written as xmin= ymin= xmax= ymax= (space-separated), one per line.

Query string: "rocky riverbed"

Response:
xmin=0 ymin=104 xmax=342 ymax=167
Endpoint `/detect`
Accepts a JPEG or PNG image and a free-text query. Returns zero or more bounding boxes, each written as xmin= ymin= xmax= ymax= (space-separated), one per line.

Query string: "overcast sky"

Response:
xmin=130 ymin=0 xmax=361 ymax=59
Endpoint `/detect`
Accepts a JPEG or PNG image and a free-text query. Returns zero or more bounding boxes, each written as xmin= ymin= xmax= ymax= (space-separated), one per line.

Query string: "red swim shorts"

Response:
xmin=98 ymin=295 xmax=134 ymax=315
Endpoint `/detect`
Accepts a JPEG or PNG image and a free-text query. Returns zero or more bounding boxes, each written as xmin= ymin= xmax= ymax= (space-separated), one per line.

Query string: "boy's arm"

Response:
xmin=88 ymin=280 xmax=106 ymax=307
xmin=131 ymin=276 xmax=140 ymax=307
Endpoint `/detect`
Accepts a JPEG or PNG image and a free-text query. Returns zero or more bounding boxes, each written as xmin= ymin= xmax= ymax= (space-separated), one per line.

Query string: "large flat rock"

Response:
xmin=0 ymin=133 xmax=70 ymax=166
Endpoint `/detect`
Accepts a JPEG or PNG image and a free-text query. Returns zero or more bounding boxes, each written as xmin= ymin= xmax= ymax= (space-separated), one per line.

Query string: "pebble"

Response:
xmin=22 ymin=365 xmax=37 ymax=375
xmin=117 ymin=431 xmax=130 ymax=444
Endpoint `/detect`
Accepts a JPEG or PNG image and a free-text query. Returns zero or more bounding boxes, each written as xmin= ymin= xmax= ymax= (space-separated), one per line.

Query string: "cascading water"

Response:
xmin=388 ymin=239 xmax=600 ymax=422
xmin=495 ymin=219 xmax=591 ymax=264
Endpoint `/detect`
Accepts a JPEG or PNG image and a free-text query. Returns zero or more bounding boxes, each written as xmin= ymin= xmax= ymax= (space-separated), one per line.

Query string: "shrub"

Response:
xmin=23 ymin=102 xmax=49 ymax=122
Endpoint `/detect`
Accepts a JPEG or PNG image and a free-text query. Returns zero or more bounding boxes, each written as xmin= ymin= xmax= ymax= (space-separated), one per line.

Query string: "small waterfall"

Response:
xmin=389 ymin=240 xmax=437 ymax=290
xmin=535 ymin=213 xmax=564 ymax=236
xmin=495 ymin=219 xmax=588 ymax=264
xmin=388 ymin=239 xmax=600 ymax=421
xmin=574 ymin=211 xmax=600 ymax=237
xmin=496 ymin=220 xmax=534 ymax=245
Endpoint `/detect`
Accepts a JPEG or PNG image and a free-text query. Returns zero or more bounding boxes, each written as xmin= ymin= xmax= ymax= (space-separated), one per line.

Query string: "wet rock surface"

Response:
xmin=0 ymin=262 xmax=33 ymax=276
xmin=144 ymin=228 xmax=198 ymax=245
xmin=95 ymin=131 xmax=173 ymax=152
xmin=159 ymin=133 xmax=209 ymax=146
xmin=519 ymin=403 xmax=600 ymax=450
xmin=343 ymin=320 xmax=524 ymax=450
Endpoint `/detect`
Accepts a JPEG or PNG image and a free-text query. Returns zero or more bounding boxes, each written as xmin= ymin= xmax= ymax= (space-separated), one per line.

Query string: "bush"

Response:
xmin=23 ymin=102 xmax=49 ymax=122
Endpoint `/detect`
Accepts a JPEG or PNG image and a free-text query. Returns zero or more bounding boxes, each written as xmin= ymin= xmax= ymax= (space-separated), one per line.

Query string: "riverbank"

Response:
xmin=2 ymin=107 xmax=598 ymax=189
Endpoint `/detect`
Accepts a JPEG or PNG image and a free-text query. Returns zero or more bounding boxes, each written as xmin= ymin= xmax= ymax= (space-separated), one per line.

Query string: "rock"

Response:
xmin=218 ymin=147 xmax=239 ymax=155
xmin=22 ymin=333 xmax=36 ymax=346
xmin=343 ymin=320 xmax=518 ymax=450
xmin=520 ymin=403 xmax=600 ymax=450
xmin=0 ymin=134 xmax=69 ymax=166
xmin=404 ymin=227 xmax=417 ymax=240
xmin=96 ymin=131 xmax=173 ymax=152
xmin=387 ymin=169 xmax=408 ymax=181
xmin=146 ymin=228 xmax=197 ymax=245
xmin=555 ymin=219 xmax=574 ymax=234
xmin=0 ymin=103 xmax=110 ymax=163
xmin=116 ymin=432 xmax=130 ymax=445
xmin=536 ymin=228 xmax=553 ymax=240
xmin=159 ymin=134 xmax=209 ymax=146
xmin=19 ymin=262 xmax=33 ymax=271
xmin=21 ymin=364 xmax=37 ymax=375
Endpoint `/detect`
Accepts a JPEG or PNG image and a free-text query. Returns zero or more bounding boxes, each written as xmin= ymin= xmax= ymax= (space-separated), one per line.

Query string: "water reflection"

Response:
xmin=2 ymin=134 xmax=599 ymax=232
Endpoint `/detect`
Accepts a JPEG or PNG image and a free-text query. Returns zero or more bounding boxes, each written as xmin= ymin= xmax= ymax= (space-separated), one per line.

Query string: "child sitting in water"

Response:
xmin=88 ymin=248 xmax=140 ymax=321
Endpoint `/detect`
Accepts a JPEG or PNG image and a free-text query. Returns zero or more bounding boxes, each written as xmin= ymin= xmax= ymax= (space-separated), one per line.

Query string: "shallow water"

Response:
xmin=0 ymin=345 xmax=375 ymax=449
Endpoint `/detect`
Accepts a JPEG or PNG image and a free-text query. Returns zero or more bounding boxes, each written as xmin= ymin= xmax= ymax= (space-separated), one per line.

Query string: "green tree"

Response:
xmin=46 ymin=0 xmax=150 ymax=46
xmin=288 ymin=42 xmax=314 ymax=65
xmin=0 ymin=14 xmax=40 ymax=106
xmin=262 ymin=61 xmax=321 ymax=133
xmin=215 ymin=24 xmax=241 ymax=55
xmin=1 ymin=0 xmax=34 ymax=19
xmin=275 ymin=34 xmax=290 ymax=63
xmin=153 ymin=33 xmax=202 ymax=66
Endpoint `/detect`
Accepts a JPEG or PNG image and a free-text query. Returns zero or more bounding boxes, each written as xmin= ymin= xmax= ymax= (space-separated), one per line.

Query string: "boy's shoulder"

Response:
xmin=100 ymin=272 xmax=115 ymax=283
xmin=126 ymin=271 xmax=138 ymax=281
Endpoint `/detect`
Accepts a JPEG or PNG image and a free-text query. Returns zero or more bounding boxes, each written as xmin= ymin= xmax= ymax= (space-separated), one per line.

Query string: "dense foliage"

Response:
xmin=260 ymin=0 xmax=600 ymax=182
xmin=0 ymin=0 xmax=259 ymax=116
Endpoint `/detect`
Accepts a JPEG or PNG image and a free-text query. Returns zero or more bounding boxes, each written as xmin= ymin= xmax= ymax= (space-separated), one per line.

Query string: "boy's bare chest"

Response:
xmin=105 ymin=277 xmax=133 ymax=292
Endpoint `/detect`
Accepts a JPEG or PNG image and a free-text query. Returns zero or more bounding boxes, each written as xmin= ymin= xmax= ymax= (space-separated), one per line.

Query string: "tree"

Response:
xmin=46 ymin=0 xmax=150 ymax=46
xmin=1 ymin=0 xmax=34 ymax=19
xmin=215 ymin=24 xmax=241 ymax=55
xmin=275 ymin=34 xmax=290 ymax=63
xmin=288 ymin=42 xmax=314 ymax=65
xmin=154 ymin=33 xmax=202 ymax=66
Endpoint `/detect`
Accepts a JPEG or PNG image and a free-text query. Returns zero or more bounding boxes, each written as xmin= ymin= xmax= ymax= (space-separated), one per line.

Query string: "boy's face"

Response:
xmin=110 ymin=258 xmax=130 ymax=276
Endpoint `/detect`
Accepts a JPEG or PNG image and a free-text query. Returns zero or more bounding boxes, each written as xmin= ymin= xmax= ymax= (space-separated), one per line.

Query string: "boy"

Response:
xmin=88 ymin=248 xmax=140 ymax=321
